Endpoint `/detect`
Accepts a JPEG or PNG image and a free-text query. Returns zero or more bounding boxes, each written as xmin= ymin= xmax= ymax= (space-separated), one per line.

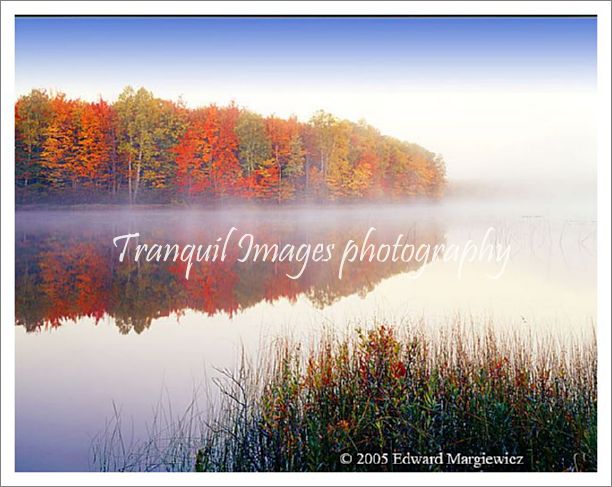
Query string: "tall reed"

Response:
xmin=196 ymin=323 xmax=596 ymax=472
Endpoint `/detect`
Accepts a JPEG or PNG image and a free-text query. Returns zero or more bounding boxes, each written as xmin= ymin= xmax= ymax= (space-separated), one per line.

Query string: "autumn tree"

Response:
xmin=348 ymin=121 xmax=380 ymax=198
xmin=284 ymin=133 xmax=306 ymax=198
xmin=114 ymin=87 xmax=163 ymax=202
xmin=265 ymin=116 xmax=305 ymax=201
xmin=213 ymin=104 xmax=242 ymax=196
xmin=41 ymin=94 xmax=79 ymax=190
xmin=174 ymin=110 xmax=211 ymax=196
xmin=73 ymin=100 xmax=115 ymax=189
xmin=15 ymin=90 xmax=52 ymax=189
xmin=244 ymin=158 xmax=280 ymax=200
xmin=174 ymin=105 xmax=242 ymax=198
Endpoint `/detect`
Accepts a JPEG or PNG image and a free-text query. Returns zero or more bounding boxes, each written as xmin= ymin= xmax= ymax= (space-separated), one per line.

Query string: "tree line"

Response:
xmin=15 ymin=87 xmax=446 ymax=203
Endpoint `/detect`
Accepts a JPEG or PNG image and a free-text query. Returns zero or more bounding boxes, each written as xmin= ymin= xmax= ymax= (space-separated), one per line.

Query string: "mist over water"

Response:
xmin=15 ymin=181 xmax=596 ymax=471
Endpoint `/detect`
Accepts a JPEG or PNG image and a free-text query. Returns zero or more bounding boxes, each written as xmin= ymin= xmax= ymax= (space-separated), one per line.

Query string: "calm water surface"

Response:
xmin=15 ymin=196 xmax=596 ymax=471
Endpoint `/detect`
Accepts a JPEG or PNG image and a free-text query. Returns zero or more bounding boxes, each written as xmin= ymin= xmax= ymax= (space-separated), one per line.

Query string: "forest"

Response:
xmin=15 ymin=87 xmax=446 ymax=204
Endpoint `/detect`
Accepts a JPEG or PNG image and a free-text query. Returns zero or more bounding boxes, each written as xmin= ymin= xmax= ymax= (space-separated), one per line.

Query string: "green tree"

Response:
xmin=309 ymin=110 xmax=338 ymax=176
xmin=286 ymin=134 xmax=305 ymax=179
xmin=147 ymin=99 xmax=188 ymax=193
xmin=235 ymin=111 xmax=271 ymax=175
xmin=325 ymin=120 xmax=352 ymax=199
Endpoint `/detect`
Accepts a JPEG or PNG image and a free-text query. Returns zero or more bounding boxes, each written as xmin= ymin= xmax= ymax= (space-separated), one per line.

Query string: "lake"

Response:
xmin=15 ymin=193 xmax=596 ymax=471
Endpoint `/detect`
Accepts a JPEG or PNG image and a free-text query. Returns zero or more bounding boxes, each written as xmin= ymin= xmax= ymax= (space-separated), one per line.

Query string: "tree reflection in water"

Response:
xmin=16 ymin=210 xmax=445 ymax=334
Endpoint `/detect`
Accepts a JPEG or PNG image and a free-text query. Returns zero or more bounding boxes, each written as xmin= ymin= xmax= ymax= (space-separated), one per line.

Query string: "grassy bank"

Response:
xmin=196 ymin=324 xmax=596 ymax=472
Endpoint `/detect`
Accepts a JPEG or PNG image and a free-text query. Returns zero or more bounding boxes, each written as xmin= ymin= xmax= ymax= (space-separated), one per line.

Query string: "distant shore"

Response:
xmin=15 ymin=196 xmax=445 ymax=212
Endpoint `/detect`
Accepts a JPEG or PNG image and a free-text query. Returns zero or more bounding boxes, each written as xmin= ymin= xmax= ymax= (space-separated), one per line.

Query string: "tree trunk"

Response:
xmin=112 ymin=156 xmax=117 ymax=195
xmin=111 ymin=136 xmax=117 ymax=196
xmin=134 ymin=147 xmax=142 ymax=202
xmin=276 ymin=147 xmax=281 ymax=204
xmin=278 ymin=162 xmax=282 ymax=204
xmin=128 ymin=155 xmax=132 ymax=204
xmin=25 ymin=146 xmax=32 ymax=188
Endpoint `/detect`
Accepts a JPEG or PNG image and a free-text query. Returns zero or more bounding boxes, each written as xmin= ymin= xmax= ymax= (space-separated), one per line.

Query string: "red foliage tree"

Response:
xmin=174 ymin=105 xmax=242 ymax=198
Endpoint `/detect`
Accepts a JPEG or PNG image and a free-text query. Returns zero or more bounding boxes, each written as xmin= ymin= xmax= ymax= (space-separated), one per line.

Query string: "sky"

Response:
xmin=15 ymin=16 xmax=597 ymax=182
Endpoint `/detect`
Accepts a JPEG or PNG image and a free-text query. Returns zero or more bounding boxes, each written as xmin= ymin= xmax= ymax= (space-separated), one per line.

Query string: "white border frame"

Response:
xmin=1 ymin=2 xmax=610 ymax=486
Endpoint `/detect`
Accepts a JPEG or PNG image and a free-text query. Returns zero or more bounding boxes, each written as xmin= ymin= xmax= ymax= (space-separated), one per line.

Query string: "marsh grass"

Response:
xmin=92 ymin=321 xmax=596 ymax=472
xmin=196 ymin=322 xmax=596 ymax=472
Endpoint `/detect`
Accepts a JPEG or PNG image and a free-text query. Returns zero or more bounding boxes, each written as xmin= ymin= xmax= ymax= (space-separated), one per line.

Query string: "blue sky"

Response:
xmin=16 ymin=16 xmax=596 ymax=97
xmin=15 ymin=17 xmax=597 ymax=181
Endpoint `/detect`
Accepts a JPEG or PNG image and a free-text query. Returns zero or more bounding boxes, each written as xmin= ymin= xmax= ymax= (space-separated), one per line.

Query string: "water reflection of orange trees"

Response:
xmin=16 ymin=224 xmax=444 ymax=334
